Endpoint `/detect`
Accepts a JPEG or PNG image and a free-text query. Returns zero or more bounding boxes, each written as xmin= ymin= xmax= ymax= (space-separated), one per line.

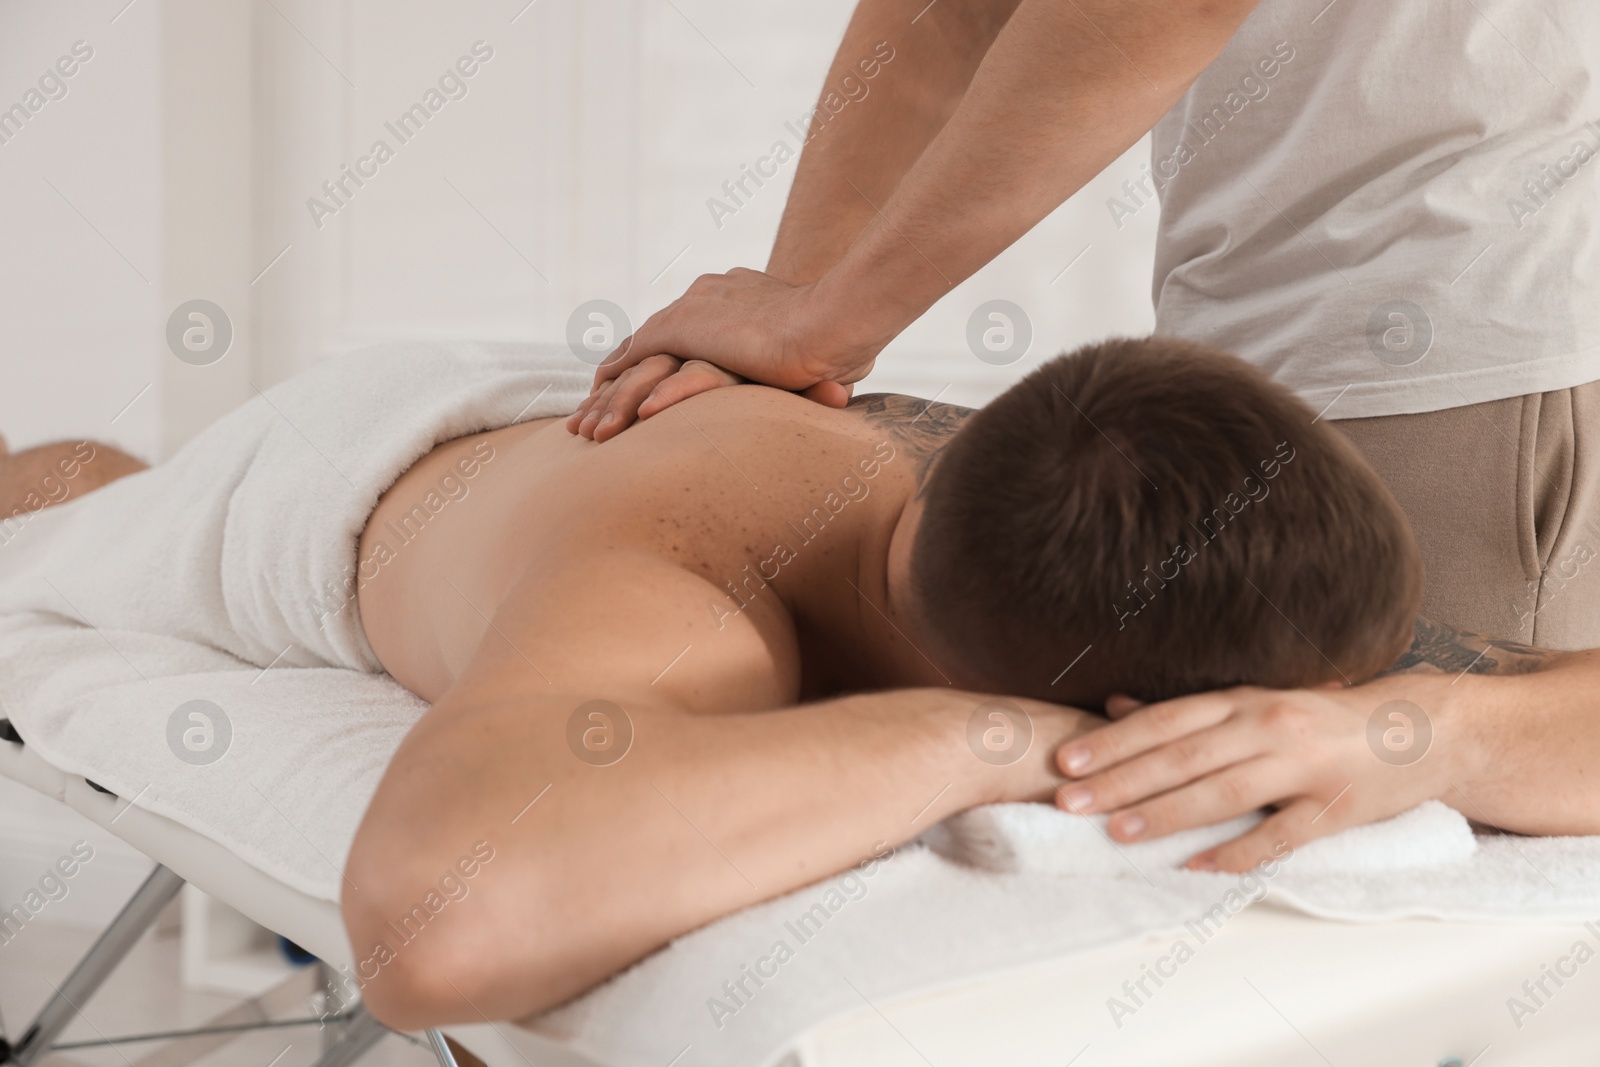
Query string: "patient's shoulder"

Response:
xmin=680 ymin=385 xmax=976 ymax=441
xmin=670 ymin=386 xmax=978 ymax=487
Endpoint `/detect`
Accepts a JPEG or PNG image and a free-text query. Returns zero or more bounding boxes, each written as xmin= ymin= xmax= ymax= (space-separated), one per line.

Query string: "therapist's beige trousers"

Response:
xmin=1335 ymin=381 xmax=1600 ymax=650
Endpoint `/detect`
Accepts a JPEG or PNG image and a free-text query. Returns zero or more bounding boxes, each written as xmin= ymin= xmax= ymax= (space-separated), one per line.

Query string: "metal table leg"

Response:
xmin=305 ymin=1005 xmax=388 ymax=1067
xmin=426 ymin=1029 xmax=463 ymax=1066
xmin=8 ymin=864 xmax=185 ymax=1066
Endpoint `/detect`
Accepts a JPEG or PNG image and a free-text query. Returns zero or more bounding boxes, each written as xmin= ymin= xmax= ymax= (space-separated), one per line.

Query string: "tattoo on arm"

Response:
xmin=847 ymin=393 xmax=975 ymax=488
xmin=1378 ymin=617 xmax=1553 ymax=678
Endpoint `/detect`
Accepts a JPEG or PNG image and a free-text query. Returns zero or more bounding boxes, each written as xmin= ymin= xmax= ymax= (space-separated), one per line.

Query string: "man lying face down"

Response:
xmin=322 ymin=334 xmax=1424 ymax=1027
xmin=0 ymin=335 xmax=1420 ymax=1025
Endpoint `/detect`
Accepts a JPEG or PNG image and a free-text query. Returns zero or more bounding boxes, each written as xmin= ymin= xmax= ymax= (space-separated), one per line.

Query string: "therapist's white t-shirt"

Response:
xmin=1149 ymin=0 xmax=1600 ymax=420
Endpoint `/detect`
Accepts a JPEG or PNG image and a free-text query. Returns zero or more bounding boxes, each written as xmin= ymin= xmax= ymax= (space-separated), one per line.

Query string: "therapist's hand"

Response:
xmin=567 ymin=354 xmax=740 ymax=442
xmin=1052 ymin=675 xmax=1463 ymax=873
xmin=569 ymin=268 xmax=874 ymax=440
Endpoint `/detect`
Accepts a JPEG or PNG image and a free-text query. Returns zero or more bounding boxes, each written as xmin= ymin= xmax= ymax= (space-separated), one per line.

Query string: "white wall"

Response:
xmin=0 ymin=1 xmax=163 ymax=460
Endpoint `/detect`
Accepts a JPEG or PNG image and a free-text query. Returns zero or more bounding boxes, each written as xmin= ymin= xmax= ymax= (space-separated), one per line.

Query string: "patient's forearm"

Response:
xmin=766 ymin=0 xmax=1017 ymax=285
xmin=343 ymin=683 xmax=1086 ymax=1028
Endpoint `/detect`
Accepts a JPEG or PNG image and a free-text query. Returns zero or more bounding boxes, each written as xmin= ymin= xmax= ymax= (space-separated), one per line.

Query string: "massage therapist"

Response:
xmin=567 ymin=0 xmax=1600 ymax=869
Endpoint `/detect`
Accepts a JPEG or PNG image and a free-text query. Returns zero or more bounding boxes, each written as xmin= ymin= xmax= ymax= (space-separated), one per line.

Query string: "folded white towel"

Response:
xmin=921 ymin=799 xmax=1478 ymax=878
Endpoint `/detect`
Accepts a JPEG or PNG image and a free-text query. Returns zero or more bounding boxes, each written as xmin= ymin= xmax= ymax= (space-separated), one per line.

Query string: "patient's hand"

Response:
xmin=1049 ymin=675 xmax=1464 ymax=873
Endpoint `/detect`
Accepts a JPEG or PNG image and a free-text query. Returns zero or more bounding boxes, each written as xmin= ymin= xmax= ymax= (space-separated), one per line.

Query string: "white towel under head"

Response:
xmin=922 ymin=799 xmax=1478 ymax=878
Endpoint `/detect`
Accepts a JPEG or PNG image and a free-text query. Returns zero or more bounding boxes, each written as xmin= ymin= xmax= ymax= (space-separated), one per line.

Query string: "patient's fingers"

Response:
xmin=1055 ymin=719 xmax=1263 ymax=815
xmin=1103 ymin=693 xmax=1144 ymax=719
xmin=1056 ymin=690 xmax=1244 ymax=777
xmin=1097 ymin=757 xmax=1298 ymax=844
xmin=1185 ymin=798 xmax=1322 ymax=873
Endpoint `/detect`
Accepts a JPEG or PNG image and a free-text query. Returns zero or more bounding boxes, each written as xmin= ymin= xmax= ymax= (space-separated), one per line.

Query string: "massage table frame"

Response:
xmin=0 ymin=862 xmax=468 ymax=1067
xmin=0 ymin=718 xmax=474 ymax=1067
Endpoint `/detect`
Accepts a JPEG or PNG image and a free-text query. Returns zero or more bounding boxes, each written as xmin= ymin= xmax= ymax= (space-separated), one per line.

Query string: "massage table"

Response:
xmin=6 ymin=718 xmax=1599 ymax=1067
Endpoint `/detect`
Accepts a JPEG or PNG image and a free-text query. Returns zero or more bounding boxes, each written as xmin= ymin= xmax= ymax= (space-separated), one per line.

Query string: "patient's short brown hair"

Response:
xmin=909 ymin=336 xmax=1421 ymax=707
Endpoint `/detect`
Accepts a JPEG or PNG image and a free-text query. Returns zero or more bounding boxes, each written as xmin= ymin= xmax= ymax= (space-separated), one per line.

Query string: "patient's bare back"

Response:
xmin=357 ymin=385 xmax=924 ymax=709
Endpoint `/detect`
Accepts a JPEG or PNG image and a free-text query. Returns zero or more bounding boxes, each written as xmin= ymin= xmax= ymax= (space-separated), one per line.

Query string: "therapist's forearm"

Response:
xmin=767 ymin=0 xmax=1020 ymax=286
xmin=806 ymin=0 xmax=1258 ymax=354
xmin=1444 ymin=647 xmax=1600 ymax=835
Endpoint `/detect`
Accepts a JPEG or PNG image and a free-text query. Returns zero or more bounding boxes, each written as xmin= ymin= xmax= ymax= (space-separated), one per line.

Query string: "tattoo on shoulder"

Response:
xmin=847 ymin=393 xmax=976 ymax=487
xmin=1378 ymin=617 xmax=1552 ymax=678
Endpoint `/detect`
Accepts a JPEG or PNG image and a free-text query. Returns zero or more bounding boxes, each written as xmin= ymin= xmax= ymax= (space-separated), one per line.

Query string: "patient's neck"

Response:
xmin=780 ymin=394 xmax=976 ymax=695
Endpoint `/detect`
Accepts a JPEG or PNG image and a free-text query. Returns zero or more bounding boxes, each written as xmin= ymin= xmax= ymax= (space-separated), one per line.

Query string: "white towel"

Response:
xmin=528 ymin=802 xmax=1600 ymax=1067
xmin=921 ymin=799 xmax=1479 ymax=878
xmin=0 ymin=341 xmax=590 ymax=899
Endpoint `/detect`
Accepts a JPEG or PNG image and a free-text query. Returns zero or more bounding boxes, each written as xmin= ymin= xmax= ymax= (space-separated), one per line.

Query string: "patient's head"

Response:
xmin=905 ymin=336 xmax=1421 ymax=707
